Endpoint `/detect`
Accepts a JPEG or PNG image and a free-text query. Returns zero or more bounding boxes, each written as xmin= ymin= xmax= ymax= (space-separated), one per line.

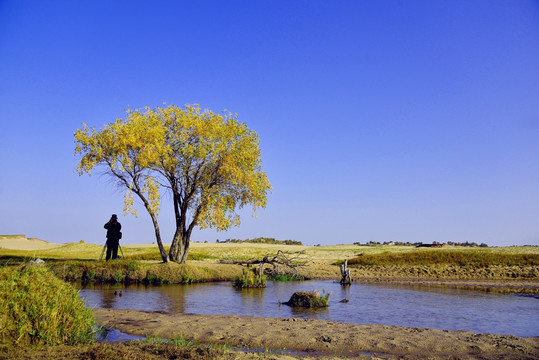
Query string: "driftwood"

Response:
xmin=340 ymin=259 xmax=352 ymax=285
xmin=219 ymin=250 xmax=308 ymax=278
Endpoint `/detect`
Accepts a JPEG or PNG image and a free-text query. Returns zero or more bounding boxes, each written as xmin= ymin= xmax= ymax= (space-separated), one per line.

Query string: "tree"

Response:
xmin=74 ymin=104 xmax=271 ymax=263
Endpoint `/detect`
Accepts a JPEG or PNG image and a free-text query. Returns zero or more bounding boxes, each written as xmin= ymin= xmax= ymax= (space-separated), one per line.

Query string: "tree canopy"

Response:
xmin=74 ymin=104 xmax=271 ymax=263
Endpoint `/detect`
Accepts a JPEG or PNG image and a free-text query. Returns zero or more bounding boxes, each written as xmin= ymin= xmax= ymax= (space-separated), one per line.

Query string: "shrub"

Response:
xmin=284 ymin=290 xmax=329 ymax=307
xmin=232 ymin=267 xmax=266 ymax=288
xmin=0 ymin=265 xmax=95 ymax=345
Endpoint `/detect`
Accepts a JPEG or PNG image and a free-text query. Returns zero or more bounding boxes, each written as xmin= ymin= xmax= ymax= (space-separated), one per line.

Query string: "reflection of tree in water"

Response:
xmin=234 ymin=287 xmax=265 ymax=310
xmin=83 ymin=284 xmax=186 ymax=313
xmin=157 ymin=284 xmax=189 ymax=313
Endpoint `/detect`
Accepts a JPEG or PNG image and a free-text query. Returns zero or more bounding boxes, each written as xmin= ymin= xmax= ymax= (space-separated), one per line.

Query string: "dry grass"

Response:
xmin=3 ymin=240 xmax=537 ymax=263
xmin=345 ymin=249 xmax=539 ymax=267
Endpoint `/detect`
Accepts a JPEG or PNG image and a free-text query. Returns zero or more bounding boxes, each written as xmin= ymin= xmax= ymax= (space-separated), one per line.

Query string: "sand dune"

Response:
xmin=0 ymin=235 xmax=63 ymax=250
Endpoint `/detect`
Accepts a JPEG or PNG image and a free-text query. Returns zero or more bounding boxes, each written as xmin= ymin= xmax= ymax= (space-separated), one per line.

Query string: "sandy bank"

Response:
xmin=94 ymin=308 xmax=539 ymax=359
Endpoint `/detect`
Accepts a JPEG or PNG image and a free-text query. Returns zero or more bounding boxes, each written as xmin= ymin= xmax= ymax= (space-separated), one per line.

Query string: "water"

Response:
xmin=95 ymin=327 xmax=145 ymax=342
xmin=77 ymin=281 xmax=539 ymax=337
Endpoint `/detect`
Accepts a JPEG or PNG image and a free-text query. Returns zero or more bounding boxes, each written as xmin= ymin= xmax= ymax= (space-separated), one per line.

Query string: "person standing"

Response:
xmin=104 ymin=214 xmax=122 ymax=260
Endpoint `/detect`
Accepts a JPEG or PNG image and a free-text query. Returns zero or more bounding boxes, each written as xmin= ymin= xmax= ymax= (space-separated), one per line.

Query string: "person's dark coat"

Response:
xmin=104 ymin=218 xmax=121 ymax=260
xmin=104 ymin=221 xmax=122 ymax=242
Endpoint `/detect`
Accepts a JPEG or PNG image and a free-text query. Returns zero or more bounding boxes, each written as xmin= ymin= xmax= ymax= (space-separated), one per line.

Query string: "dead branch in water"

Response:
xmin=340 ymin=258 xmax=352 ymax=285
xmin=219 ymin=250 xmax=308 ymax=277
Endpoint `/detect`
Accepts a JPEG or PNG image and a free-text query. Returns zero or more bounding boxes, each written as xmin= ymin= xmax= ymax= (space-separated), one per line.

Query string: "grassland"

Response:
xmin=1 ymin=241 xmax=538 ymax=290
xmin=4 ymin=239 xmax=537 ymax=263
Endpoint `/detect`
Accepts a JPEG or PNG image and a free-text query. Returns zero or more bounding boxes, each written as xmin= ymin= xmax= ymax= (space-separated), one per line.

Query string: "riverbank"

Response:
xmin=7 ymin=309 xmax=536 ymax=360
xmin=92 ymin=308 xmax=539 ymax=359
xmin=9 ymin=259 xmax=539 ymax=295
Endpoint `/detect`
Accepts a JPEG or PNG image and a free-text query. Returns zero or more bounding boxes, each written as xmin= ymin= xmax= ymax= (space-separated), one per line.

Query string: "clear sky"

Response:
xmin=0 ymin=1 xmax=538 ymax=247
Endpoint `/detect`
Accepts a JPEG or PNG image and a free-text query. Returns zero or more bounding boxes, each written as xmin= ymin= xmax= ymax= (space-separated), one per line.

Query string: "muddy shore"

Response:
xmin=94 ymin=308 xmax=539 ymax=359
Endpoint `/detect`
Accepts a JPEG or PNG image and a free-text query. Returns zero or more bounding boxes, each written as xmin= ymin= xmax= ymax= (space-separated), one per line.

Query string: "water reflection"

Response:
xmin=100 ymin=287 xmax=116 ymax=309
xmin=234 ymin=287 xmax=266 ymax=310
xmin=287 ymin=305 xmax=330 ymax=319
xmin=77 ymin=281 xmax=539 ymax=337
xmin=80 ymin=282 xmax=188 ymax=313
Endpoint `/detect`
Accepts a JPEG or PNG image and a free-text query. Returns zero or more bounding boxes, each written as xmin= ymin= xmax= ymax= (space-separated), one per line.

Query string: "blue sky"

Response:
xmin=0 ymin=1 xmax=538 ymax=247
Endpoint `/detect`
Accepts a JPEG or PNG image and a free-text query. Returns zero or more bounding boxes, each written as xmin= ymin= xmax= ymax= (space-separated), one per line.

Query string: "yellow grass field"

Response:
xmin=2 ymin=235 xmax=537 ymax=263
xmin=1 ymin=236 xmax=537 ymax=291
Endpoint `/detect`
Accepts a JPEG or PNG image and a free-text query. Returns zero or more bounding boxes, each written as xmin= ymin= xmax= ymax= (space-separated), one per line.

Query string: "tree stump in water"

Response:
xmin=283 ymin=290 xmax=329 ymax=307
xmin=340 ymin=259 xmax=352 ymax=285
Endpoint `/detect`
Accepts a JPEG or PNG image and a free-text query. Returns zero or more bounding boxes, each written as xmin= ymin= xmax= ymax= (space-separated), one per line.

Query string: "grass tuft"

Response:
xmin=0 ymin=265 xmax=95 ymax=345
xmin=232 ymin=267 xmax=266 ymax=288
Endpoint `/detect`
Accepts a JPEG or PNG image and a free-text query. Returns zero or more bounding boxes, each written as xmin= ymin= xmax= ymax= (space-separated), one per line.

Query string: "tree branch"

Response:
xmin=219 ymin=250 xmax=308 ymax=277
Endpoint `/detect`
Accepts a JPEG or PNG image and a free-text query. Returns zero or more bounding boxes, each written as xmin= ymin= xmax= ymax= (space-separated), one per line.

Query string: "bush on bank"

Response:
xmin=0 ymin=265 xmax=95 ymax=346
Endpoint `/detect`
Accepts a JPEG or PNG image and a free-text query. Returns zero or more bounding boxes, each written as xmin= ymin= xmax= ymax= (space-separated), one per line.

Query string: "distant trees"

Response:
xmin=354 ymin=241 xmax=488 ymax=247
xmin=217 ymin=237 xmax=302 ymax=246
xmin=75 ymin=104 xmax=271 ymax=263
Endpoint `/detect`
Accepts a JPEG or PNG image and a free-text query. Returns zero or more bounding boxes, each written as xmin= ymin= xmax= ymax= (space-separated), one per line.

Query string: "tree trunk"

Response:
xmin=149 ymin=213 xmax=168 ymax=263
xmin=168 ymin=197 xmax=192 ymax=262
xmin=169 ymin=192 xmax=183 ymax=262
xmin=178 ymin=235 xmax=190 ymax=264
xmin=168 ymin=229 xmax=182 ymax=262
xmin=168 ymin=232 xmax=188 ymax=263
xmin=178 ymin=221 xmax=197 ymax=263
xmin=135 ymin=188 xmax=169 ymax=263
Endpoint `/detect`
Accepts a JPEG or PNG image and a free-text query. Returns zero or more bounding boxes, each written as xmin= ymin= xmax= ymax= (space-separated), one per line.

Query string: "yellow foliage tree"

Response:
xmin=74 ymin=104 xmax=271 ymax=263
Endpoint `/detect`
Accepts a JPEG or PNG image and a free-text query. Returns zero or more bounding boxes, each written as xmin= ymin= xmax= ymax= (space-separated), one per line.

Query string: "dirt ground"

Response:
xmin=94 ymin=308 xmax=539 ymax=359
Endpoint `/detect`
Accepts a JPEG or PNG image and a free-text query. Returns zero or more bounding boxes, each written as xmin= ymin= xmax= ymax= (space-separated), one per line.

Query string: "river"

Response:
xmin=77 ymin=280 xmax=538 ymax=337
